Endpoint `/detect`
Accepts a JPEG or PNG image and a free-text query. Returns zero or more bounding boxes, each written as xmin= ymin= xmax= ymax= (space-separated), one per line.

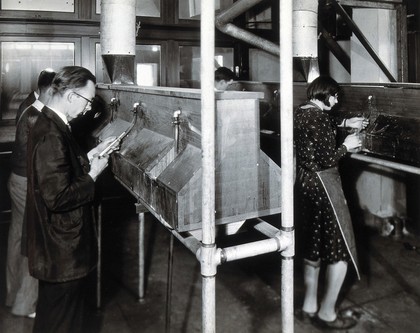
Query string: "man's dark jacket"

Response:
xmin=26 ymin=106 xmax=97 ymax=282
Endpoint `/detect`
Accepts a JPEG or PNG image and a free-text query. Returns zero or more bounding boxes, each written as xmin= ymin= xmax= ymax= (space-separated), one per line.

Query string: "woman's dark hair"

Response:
xmin=307 ymin=76 xmax=340 ymax=105
xmin=50 ymin=66 xmax=96 ymax=96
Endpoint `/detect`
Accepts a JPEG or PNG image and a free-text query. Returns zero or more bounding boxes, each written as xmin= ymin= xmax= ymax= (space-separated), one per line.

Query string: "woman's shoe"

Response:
xmin=294 ymin=308 xmax=316 ymax=324
xmin=312 ymin=313 xmax=357 ymax=330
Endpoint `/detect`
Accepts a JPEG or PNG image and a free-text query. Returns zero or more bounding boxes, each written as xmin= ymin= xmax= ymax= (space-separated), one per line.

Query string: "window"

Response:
xmin=178 ymin=0 xmax=233 ymax=21
xmin=249 ymin=49 xmax=279 ymax=82
xmin=179 ymin=46 xmax=234 ymax=88
xmin=135 ymin=45 xmax=161 ymax=86
xmin=0 ymin=41 xmax=75 ymax=122
xmin=246 ymin=2 xmax=272 ymax=30
xmin=1 ymin=0 xmax=74 ymax=12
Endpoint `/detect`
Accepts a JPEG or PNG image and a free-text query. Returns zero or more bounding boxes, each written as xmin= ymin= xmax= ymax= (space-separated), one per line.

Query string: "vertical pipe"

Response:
xmin=280 ymin=1 xmax=295 ymax=333
xmin=173 ymin=110 xmax=181 ymax=154
xmin=138 ymin=212 xmax=145 ymax=301
xmin=96 ymin=204 xmax=102 ymax=309
xmin=165 ymin=235 xmax=174 ymax=333
xmin=200 ymin=1 xmax=216 ymax=332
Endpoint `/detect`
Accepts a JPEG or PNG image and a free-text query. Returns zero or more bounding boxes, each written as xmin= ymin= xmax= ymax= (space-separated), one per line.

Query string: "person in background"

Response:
xmin=6 ymin=69 xmax=56 ymax=319
xmin=294 ymin=76 xmax=368 ymax=330
xmin=214 ymin=66 xmax=235 ymax=91
xmin=26 ymin=66 xmax=117 ymax=333
xmin=15 ymin=69 xmax=54 ymax=123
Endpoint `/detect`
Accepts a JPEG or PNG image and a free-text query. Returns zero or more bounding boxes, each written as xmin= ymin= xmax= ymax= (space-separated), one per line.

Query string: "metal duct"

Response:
xmin=100 ymin=0 xmax=136 ymax=84
xmin=293 ymin=0 xmax=318 ymax=58
xmin=294 ymin=0 xmax=319 ymax=81
xmin=215 ymin=0 xmax=279 ymax=56
xmin=216 ymin=0 xmax=320 ymax=82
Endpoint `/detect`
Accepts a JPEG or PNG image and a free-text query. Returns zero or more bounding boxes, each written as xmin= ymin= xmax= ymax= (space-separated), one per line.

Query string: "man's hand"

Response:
xmin=88 ymin=154 xmax=109 ymax=181
xmin=88 ymin=136 xmax=118 ymax=161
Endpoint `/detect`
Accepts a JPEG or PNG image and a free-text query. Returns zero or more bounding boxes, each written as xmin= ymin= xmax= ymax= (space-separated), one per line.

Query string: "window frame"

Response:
xmin=0 ymin=36 xmax=81 ymax=124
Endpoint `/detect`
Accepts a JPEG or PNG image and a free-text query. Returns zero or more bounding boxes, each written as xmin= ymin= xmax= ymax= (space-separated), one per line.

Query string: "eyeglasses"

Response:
xmin=72 ymin=91 xmax=94 ymax=114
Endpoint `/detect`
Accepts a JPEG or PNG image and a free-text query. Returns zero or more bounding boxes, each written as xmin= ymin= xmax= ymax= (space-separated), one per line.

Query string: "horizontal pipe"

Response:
xmin=217 ymin=22 xmax=279 ymax=56
xmin=221 ymin=237 xmax=282 ymax=263
xmin=215 ymin=0 xmax=279 ymax=56
xmin=349 ymin=153 xmax=420 ymax=175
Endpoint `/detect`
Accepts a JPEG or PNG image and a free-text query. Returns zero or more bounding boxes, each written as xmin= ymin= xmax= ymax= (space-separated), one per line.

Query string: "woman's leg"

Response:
xmin=318 ymin=260 xmax=348 ymax=321
xmin=302 ymin=259 xmax=321 ymax=314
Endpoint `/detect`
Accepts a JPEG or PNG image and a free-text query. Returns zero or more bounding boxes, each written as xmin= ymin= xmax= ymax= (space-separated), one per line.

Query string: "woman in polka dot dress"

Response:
xmin=294 ymin=76 xmax=368 ymax=330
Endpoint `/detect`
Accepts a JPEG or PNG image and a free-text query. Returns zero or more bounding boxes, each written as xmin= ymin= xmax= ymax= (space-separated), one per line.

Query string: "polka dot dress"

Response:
xmin=294 ymin=104 xmax=350 ymax=264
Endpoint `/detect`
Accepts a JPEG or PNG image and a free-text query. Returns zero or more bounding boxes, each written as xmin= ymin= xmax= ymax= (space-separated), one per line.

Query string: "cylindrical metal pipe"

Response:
xmin=280 ymin=1 xmax=295 ymax=332
xmin=200 ymin=0 xmax=216 ymax=332
xmin=96 ymin=204 xmax=102 ymax=309
xmin=293 ymin=0 xmax=318 ymax=57
xmin=217 ymin=23 xmax=280 ymax=56
xmin=138 ymin=212 xmax=145 ymax=301
xmin=294 ymin=0 xmax=319 ymax=82
xmin=100 ymin=0 xmax=136 ymax=84
xmin=173 ymin=110 xmax=181 ymax=154
xmin=221 ymin=238 xmax=282 ymax=262
xmin=216 ymin=0 xmax=263 ymax=23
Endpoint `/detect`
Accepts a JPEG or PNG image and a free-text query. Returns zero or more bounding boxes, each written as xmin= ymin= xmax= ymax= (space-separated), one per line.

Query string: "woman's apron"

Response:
xmin=316 ymin=167 xmax=360 ymax=280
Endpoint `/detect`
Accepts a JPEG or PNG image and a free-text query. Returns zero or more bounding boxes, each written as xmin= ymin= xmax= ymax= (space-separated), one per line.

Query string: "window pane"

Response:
xmin=249 ymin=49 xmax=279 ymax=82
xmin=1 ymin=0 xmax=74 ymax=12
xmin=95 ymin=44 xmax=161 ymax=86
xmin=180 ymin=46 xmax=234 ymax=88
xmin=135 ymin=45 xmax=161 ymax=86
xmin=1 ymin=42 xmax=74 ymax=121
xmin=96 ymin=0 xmax=161 ymax=17
xmin=179 ymin=0 xmax=233 ymax=20
xmin=246 ymin=4 xmax=272 ymax=30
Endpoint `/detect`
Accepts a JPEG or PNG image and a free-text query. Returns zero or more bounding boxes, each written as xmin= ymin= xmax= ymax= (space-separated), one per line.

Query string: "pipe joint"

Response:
xmin=277 ymin=228 xmax=295 ymax=258
xmin=198 ymin=245 xmax=222 ymax=277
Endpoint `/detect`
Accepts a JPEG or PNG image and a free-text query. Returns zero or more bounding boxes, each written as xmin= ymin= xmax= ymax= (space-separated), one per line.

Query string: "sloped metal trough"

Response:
xmin=93 ymin=84 xmax=282 ymax=232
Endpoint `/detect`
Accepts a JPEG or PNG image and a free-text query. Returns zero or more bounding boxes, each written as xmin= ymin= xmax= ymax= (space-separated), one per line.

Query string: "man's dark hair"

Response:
xmin=307 ymin=76 xmax=340 ymax=105
xmin=215 ymin=67 xmax=235 ymax=82
xmin=51 ymin=66 xmax=96 ymax=96
xmin=37 ymin=69 xmax=56 ymax=93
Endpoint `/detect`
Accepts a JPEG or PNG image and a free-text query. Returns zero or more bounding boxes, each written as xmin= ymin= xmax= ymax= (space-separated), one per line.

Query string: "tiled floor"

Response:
xmin=2 ymin=193 xmax=420 ymax=333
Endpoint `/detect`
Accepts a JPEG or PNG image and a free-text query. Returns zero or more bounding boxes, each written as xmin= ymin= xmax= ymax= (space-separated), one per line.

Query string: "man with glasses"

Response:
xmin=71 ymin=90 xmax=95 ymax=115
xmin=26 ymin=66 xmax=117 ymax=333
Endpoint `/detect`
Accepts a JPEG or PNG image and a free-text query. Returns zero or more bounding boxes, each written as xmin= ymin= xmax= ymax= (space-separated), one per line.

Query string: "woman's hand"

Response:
xmin=343 ymin=132 xmax=362 ymax=151
xmin=345 ymin=117 xmax=369 ymax=130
